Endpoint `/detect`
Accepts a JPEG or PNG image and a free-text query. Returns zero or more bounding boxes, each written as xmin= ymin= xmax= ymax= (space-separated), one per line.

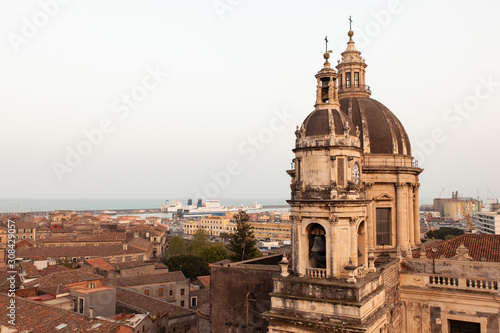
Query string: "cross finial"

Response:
xmin=324 ymin=36 xmax=328 ymax=53
xmin=349 ymin=15 xmax=353 ymax=31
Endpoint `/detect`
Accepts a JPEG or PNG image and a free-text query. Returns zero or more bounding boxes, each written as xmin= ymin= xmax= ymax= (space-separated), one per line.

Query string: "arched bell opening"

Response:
xmin=307 ymin=223 xmax=327 ymax=269
xmin=357 ymin=220 xmax=367 ymax=267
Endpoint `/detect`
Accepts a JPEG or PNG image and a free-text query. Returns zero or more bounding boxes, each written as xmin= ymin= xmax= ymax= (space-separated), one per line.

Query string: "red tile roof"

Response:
xmin=195 ymin=275 xmax=210 ymax=288
xmin=20 ymin=261 xmax=40 ymax=279
xmin=116 ymin=287 xmax=194 ymax=319
xmin=24 ymin=269 xmax=103 ymax=294
xmin=40 ymin=265 xmax=72 ymax=275
xmin=0 ymin=294 xmax=126 ymax=332
xmin=104 ymin=271 xmax=186 ymax=287
xmin=16 ymin=244 xmax=147 ymax=259
xmin=85 ymin=258 xmax=116 ymax=271
xmin=413 ymin=234 xmax=500 ymax=262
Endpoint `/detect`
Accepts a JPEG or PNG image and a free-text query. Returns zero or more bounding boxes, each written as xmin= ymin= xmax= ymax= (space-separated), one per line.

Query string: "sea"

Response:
xmin=0 ymin=198 xmax=288 ymax=214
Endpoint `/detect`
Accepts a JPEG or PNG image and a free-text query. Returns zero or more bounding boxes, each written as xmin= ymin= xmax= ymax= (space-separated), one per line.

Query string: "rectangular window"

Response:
xmin=144 ymin=289 xmax=150 ymax=296
xmin=354 ymin=72 xmax=359 ymax=87
xmin=159 ymin=288 xmax=164 ymax=297
xmin=191 ymin=297 xmax=197 ymax=307
xmin=78 ymin=298 xmax=84 ymax=314
xmin=346 ymin=72 xmax=351 ymax=88
xmin=449 ymin=320 xmax=480 ymax=333
xmin=181 ymin=300 xmax=185 ymax=307
xmin=376 ymin=208 xmax=392 ymax=246
xmin=181 ymin=288 xmax=185 ymax=296
xmin=337 ymin=158 xmax=345 ymax=187
xmin=170 ymin=290 xmax=173 ymax=296
xmin=296 ymin=159 xmax=301 ymax=182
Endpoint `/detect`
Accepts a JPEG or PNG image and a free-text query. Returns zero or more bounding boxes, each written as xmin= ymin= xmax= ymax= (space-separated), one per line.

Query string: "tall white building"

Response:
xmin=472 ymin=211 xmax=500 ymax=234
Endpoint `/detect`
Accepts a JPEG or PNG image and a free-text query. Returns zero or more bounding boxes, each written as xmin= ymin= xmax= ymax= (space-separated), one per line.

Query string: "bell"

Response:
xmin=311 ymin=235 xmax=326 ymax=253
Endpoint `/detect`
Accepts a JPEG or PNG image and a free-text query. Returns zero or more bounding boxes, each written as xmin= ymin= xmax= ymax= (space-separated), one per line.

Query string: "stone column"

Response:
xmin=408 ymin=186 xmax=415 ymax=247
xmin=414 ymin=184 xmax=421 ymax=245
xmin=396 ymin=183 xmax=408 ymax=247
xmin=365 ymin=183 xmax=375 ymax=248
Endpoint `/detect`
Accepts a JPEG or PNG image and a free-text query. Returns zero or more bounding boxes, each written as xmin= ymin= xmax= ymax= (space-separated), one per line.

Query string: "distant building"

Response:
xmin=433 ymin=191 xmax=478 ymax=219
xmin=472 ymin=211 xmax=500 ymax=234
xmin=104 ymin=271 xmax=190 ymax=308
xmin=183 ymin=216 xmax=236 ymax=236
xmin=249 ymin=222 xmax=292 ymax=243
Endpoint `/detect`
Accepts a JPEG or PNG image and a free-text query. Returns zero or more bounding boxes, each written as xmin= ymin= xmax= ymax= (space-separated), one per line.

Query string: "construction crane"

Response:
xmin=438 ymin=187 xmax=445 ymax=199
xmin=487 ymin=188 xmax=498 ymax=202
xmin=463 ymin=205 xmax=474 ymax=233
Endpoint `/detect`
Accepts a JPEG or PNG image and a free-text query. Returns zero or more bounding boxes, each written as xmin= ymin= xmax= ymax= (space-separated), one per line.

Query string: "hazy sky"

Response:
xmin=1 ymin=0 xmax=499 ymax=204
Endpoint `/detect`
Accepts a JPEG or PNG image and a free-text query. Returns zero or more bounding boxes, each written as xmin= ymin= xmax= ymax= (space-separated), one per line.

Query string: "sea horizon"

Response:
xmin=0 ymin=198 xmax=291 ymax=214
xmin=0 ymin=197 xmax=437 ymax=214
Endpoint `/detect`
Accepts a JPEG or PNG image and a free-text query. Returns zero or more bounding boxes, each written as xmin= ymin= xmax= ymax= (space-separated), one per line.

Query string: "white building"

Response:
xmin=472 ymin=211 xmax=500 ymax=234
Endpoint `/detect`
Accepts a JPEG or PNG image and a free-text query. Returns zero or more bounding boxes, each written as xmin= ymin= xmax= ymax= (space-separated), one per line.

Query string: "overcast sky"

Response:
xmin=1 ymin=0 xmax=499 ymax=205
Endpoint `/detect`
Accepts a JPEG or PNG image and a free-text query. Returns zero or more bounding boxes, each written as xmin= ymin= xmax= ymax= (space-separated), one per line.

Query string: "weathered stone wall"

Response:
xmin=380 ymin=260 xmax=403 ymax=333
xmin=210 ymin=262 xmax=280 ymax=333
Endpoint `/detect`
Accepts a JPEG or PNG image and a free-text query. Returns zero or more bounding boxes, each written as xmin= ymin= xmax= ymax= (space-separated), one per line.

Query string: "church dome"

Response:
xmin=339 ymin=96 xmax=412 ymax=156
xmin=302 ymin=108 xmax=356 ymax=137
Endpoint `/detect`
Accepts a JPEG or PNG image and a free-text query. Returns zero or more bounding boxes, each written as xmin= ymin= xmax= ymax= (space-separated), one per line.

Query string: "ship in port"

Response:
xmin=161 ymin=199 xmax=262 ymax=216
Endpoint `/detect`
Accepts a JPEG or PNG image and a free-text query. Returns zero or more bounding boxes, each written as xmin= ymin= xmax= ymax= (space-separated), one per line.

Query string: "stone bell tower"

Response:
xmin=288 ymin=48 xmax=370 ymax=279
xmin=263 ymin=28 xmax=418 ymax=332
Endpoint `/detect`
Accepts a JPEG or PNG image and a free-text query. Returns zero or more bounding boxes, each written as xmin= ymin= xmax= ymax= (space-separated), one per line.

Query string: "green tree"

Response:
xmin=164 ymin=254 xmax=209 ymax=279
xmin=426 ymin=227 xmax=464 ymax=240
xmin=199 ymin=242 xmax=229 ymax=263
xmin=227 ymin=211 xmax=260 ymax=261
xmin=219 ymin=232 xmax=231 ymax=244
xmin=166 ymin=236 xmax=186 ymax=258
xmin=187 ymin=228 xmax=211 ymax=256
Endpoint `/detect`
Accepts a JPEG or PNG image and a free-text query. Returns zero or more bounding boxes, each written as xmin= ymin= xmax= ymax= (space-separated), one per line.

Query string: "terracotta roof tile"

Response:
xmin=104 ymin=271 xmax=186 ymax=287
xmin=194 ymin=275 xmax=210 ymax=288
xmin=16 ymin=244 xmax=147 ymax=259
xmin=0 ymin=294 xmax=124 ymax=332
xmin=85 ymin=258 xmax=116 ymax=271
xmin=24 ymin=269 xmax=103 ymax=293
xmin=413 ymin=234 xmax=500 ymax=262
xmin=116 ymin=287 xmax=194 ymax=319
xmin=20 ymin=261 xmax=40 ymax=279
xmin=126 ymin=237 xmax=152 ymax=251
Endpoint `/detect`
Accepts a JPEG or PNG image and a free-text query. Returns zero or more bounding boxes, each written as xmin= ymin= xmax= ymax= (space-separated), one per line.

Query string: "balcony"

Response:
xmin=338 ymin=84 xmax=371 ymax=95
xmin=401 ymin=273 xmax=500 ymax=294
xmin=306 ymin=267 xmax=327 ymax=279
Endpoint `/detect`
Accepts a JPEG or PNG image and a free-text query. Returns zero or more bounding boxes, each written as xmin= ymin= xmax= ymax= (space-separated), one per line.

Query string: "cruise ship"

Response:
xmin=161 ymin=199 xmax=262 ymax=216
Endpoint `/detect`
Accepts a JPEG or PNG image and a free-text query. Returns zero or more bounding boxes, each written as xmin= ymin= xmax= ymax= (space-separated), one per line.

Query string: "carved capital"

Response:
xmin=329 ymin=215 xmax=339 ymax=224
xmin=395 ymin=182 xmax=406 ymax=189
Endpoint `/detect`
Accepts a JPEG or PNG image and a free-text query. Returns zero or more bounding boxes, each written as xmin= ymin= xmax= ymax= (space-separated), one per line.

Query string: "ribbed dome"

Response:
xmin=339 ymin=97 xmax=411 ymax=156
xmin=302 ymin=108 xmax=356 ymax=137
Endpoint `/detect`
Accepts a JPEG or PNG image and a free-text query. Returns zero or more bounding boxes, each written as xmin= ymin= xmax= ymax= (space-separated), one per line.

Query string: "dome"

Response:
xmin=302 ymin=108 xmax=356 ymax=137
xmin=339 ymin=96 xmax=411 ymax=156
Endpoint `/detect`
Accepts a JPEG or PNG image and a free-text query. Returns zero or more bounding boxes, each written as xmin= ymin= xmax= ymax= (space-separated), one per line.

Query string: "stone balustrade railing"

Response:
xmin=306 ymin=268 xmax=327 ymax=279
xmin=427 ymin=274 xmax=499 ymax=293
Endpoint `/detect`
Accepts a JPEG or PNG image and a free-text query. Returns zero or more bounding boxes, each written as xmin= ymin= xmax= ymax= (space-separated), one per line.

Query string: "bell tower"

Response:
xmin=336 ymin=29 xmax=370 ymax=98
xmin=265 ymin=29 xmax=400 ymax=333
xmin=287 ymin=41 xmax=369 ymax=279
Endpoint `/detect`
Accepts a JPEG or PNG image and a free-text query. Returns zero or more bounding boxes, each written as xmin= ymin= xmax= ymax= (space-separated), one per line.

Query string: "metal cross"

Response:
xmin=349 ymin=16 xmax=353 ymax=30
xmin=324 ymin=36 xmax=328 ymax=53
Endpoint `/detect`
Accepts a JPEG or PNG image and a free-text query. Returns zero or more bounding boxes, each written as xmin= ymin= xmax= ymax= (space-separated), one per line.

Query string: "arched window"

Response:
xmin=307 ymin=223 xmax=326 ymax=268
xmin=246 ymin=293 xmax=258 ymax=326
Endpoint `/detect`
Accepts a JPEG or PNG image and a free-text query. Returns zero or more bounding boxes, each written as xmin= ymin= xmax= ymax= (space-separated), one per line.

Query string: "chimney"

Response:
xmin=89 ymin=306 xmax=94 ymax=318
